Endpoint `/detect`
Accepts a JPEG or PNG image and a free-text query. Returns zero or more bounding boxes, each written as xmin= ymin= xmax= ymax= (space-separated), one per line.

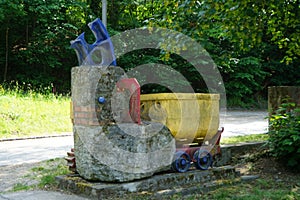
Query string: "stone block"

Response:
xmin=74 ymin=122 xmax=175 ymax=182
xmin=71 ymin=66 xmax=126 ymax=126
xmin=71 ymin=66 xmax=175 ymax=182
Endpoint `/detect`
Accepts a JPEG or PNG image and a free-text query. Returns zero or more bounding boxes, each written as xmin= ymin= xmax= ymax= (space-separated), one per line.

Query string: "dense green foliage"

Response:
xmin=0 ymin=0 xmax=90 ymax=93
xmin=268 ymin=101 xmax=300 ymax=169
xmin=0 ymin=0 xmax=299 ymax=106
xmin=141 ymin=0 xmax=300 ymax=106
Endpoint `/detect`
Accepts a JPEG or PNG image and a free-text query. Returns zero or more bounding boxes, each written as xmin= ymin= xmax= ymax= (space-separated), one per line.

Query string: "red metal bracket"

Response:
xmin=116 ymin=78 xmax=141 ymax=124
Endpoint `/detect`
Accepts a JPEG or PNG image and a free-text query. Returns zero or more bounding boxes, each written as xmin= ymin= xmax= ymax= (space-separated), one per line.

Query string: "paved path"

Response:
xmin=220 ymin=110 xmax=268 ymax=137
xmin=0 ymin=191 xmax=88 ymax=200
xmin=0 ymin=136 xmax=73 ymax=166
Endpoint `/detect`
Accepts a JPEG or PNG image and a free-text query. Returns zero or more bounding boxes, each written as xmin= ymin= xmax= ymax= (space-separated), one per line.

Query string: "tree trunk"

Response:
xmin=109 ymin=0 xmax=119 ymax=29
xmin=26 ymin=19 xmax=29 ymax=45
xmin=4 ymin=27 xmax=9 ymax=81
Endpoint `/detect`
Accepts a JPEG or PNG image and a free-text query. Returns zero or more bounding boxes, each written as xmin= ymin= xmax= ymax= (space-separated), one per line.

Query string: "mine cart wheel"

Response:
xmin=193 ymin=150 xmax=212 ymax=170
xmin=172 ymin=151 xmax=191 ymax=173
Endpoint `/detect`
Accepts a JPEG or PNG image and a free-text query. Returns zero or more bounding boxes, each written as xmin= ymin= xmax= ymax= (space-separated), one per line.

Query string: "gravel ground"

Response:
xmin=0 ymin=163 xmax=40 ymax=193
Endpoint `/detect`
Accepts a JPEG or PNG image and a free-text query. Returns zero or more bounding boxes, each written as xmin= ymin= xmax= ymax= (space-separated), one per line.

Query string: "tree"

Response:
xmin=0 ymin=0 xmax=25 ymax=81
xmin=0 ymin=0 xmax=89 ymax=92
xmin=140 ymin=0 xmax=299 ymax=106
xmin=207 ymin=0 xmax=300 ymax=64
xmin=0 ymin=0 xmax=299 ymax=102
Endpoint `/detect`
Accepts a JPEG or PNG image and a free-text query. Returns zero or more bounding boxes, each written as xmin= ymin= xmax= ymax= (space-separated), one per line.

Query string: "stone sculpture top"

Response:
xmin=70 ymin=18 xmax=117 ymax=66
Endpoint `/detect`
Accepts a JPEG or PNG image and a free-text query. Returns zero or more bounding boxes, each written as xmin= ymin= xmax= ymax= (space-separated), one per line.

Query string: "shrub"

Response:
xmin=268 ymin=100 xmax=300 ymax=170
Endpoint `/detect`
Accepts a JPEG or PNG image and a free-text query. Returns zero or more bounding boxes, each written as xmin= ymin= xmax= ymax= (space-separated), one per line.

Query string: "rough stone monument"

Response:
xmin=70 ymin=19 xmax=175 ymax=182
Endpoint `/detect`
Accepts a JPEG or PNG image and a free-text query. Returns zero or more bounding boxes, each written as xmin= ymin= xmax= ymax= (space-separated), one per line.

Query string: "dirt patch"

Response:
xmin=234 ymin=151 xmax=300 ymax=187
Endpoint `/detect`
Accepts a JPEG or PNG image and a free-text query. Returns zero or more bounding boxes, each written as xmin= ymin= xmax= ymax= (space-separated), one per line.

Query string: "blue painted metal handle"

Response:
xmin=89 ymin=18 xmax=109 ymax=42
xmin=70 ymin=18 xmax=117 ymax=66
xmin=70 ymin=33 xmax=92 ymax=66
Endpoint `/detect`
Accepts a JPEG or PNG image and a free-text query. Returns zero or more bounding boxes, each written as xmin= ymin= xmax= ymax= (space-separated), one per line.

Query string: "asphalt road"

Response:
xmin=220 ymin=110 xmax=268 ymax=137
xmin=0 ymin=136 xmax=73 ymax=166
xmin=0 ymin=110 xmax=268 ymax=166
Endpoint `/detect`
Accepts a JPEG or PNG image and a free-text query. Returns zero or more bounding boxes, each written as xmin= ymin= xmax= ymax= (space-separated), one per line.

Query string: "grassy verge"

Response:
xmin=221 ymin=134 xmax=269 ymax=145
xmin=0 ymin=86 xmax=72 ymax=139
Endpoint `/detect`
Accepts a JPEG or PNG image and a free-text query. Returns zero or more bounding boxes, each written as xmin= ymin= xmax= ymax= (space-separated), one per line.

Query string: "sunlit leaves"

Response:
xmin=216 ymin=0 xmax=300 ymax=63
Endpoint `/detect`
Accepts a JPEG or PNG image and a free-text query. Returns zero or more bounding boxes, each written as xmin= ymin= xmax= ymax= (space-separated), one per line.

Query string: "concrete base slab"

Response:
xmin=56 ymin=166 xmax=239 ymax=199
xmin=217 ymin=142 xmax=267 ymax=166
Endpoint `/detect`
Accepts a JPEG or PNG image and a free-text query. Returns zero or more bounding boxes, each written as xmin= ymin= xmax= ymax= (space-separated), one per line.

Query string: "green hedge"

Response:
xmin=268 ymin=100 xmax=300 ymax=170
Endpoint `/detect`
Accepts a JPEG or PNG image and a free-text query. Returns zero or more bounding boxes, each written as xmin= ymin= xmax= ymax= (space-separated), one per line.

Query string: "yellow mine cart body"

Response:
xmin=140 ymin=93 xmax=220 ymax=142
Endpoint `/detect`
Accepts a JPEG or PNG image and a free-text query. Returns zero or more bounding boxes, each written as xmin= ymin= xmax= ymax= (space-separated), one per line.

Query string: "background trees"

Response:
xmin=0 ymin=0 xmax=88 ymax=92
xmin=0 ymin=0 xmax=299 ymax=107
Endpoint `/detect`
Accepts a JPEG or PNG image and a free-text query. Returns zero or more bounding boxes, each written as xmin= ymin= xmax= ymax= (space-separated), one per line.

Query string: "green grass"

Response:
xmin=33 ymin=158 xmax=70 ymax=188
xmin=12 ymin=183 xmax=32 ymax=192
xmin=221 ymin=134 xmax=269 ymax=145
xmin=0 ymin=86 xmax=72 ymax=139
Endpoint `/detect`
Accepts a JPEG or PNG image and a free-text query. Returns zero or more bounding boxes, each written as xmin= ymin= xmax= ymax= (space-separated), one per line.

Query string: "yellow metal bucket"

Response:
xmin=140 ymin=93 xmax=220 ymax=142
